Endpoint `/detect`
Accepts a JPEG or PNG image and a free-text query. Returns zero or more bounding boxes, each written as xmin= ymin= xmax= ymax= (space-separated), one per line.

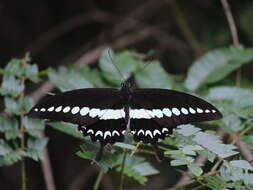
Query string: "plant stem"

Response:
xmin=93 ymin=170 xmax=104 ymax=190
xmin=20 ymin=109 xmax=26 ymax=190
xmin=118 ymin=151 xmax=127 ymax=190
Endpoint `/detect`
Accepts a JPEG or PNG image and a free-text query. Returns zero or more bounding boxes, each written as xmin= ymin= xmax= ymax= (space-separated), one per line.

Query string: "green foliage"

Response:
xmin=48 ymin=122 xmax=84 ymax=139
xmin=48 ymin=66 xmax=93 ymax=92
xmin=0 ymin=56 xmax=47 ymax=166
xmin=135 ymin=61 xmax=173 ymax=88
xmin=2 ymin=46 xmax=253 ymax=189
xmin=185 ymin=47 xmax=253 ymax=91
xmin=45 ymin=47 xmax=253 ymax=189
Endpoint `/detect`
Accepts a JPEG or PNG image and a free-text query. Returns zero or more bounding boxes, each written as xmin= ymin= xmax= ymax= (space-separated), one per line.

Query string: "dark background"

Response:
xmin=0 ymin=0 xmax=253 ymax=189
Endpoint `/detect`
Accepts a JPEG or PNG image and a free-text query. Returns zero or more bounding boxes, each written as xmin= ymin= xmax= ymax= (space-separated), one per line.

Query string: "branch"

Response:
xmin=164 ymin=0 xmax=204 ymax=57
xmin=221 ymin=0 xmax=253 ymax=164
xmin=221 ymin=0 xmax=239 ymax=47
xmin=41 ymin=148 xmax=56 ymax=190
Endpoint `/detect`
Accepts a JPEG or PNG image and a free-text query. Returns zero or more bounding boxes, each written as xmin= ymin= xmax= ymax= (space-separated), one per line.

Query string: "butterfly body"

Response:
xmin=28 ymin=81 xmax=222 ymax=161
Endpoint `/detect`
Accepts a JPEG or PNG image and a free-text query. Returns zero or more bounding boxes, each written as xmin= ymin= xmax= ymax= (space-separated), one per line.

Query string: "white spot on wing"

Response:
xmin=189 ymin=107 xmax=196 ymax=114
xmin=197 ymin=108 xmax=203 ymax=113
xmin=100 ymin=109 xmax=123 ymax=120
xmin=212 ymin=109 xmax=216 ymax=113
xmin=146 ymin=110 xmax=155 ymax=118
xmin=205 ymin=109 xmax=210 ymax=113
xmin=47 ymin=106 xmax=54 ymax=112
xmin=162 ymin=128 xmax=169 ymax=133
xmin=112 ymin=130 xmax=120 ymax=136
xmin=89 ymin=108 xmax=100 ymax=118
xmin=80 ymin=107 xmax=89 ymax=116
xmin=34 ymin=108 xmax=38 ymax=112
xmin=104 ymin=131 xmax=111 ymax=139
xmin=71 ymin=106 xmax=80 ymax=114
xmin=120 ymin=109 xmax=125 ymax=117
xmin=130 ymin=109 xmax=151 ymax=119
xmin=95 ymin=131 xmax=103 ymax=137
xmin=145 ymin=130 xmax=153 ymax=138
xmin=63 ymin=106 xmax=71 ymax=113
xmin=163 ymin=108 xmax=172 ymax=117
xmin=55 ymin=106 xmax=62 ymax=112
xmin=181 ymin=107 xmax=189 ymax=115
xmin=137 ymin=129 xmax=144 ymax=136
xmin=40 ymin=108 xmax=46 ymax=112
xmin=98 ymin=109 xmax=106 ymax=117
xmin=87 ymin=129 xmax=94 ymax=134
xmin=152 ymin=109 xmax=163 ymax=118
xmin=153 ymin=129 xmax=161 ymax=136
xmin=172 ymin=108 xmax=180 ymax=116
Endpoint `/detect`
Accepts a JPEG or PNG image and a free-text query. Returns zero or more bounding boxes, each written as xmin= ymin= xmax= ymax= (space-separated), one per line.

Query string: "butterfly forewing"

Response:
xmin=28 ymin=88 xmax=124 ymax=125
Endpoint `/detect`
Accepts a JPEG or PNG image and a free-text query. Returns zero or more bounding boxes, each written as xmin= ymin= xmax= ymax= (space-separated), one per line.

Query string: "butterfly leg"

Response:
xmin=151 ymin=143 xmax=164 ymax=162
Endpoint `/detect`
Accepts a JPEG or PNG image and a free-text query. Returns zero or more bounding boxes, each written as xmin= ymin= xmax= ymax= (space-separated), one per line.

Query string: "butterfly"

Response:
xmin=28 ymin=81 xmax=222 ymax=161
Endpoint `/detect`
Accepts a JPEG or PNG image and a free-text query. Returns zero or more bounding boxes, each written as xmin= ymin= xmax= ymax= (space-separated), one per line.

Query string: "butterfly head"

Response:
xmin=121 ymin=81 xmax=133 ymax=94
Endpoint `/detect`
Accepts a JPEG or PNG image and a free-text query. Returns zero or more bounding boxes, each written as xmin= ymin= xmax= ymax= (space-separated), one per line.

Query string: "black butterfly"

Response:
xmin=28 ymin=81 xmax=222 ymax=161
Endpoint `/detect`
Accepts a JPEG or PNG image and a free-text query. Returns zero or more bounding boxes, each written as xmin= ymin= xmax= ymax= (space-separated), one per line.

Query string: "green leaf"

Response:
xmin=0 ymin=117 xmax=18 ymax=131
xmin=230 ymin=160 xmax=253 ymax=171
xmin=170 ymin=159 xmax=188 ymax=166
xmin=4 ymin=149 xmax=26 ymax=163
xmin=78 ymin=67 xmax=107 ymax=87
xmin=135 ymin=61 xmax=173 ymax=89
xmin=182 ymin=145 xmax=203 ymax=156
xmin=122 ymin=166 xmax=148 ymax=185
xmin=222 ymin=115 xmax=243 ymax=132
xmin=0 ymin=140 xmax=12 ymax=155
xmin=119 ymin=156 xmax=159 ymax=185
xmin=114 ymin=142 xmax=136 ymax=150
xmin=48 ymin=122 xmax=83 ymax=139
xmin=175 ymin=125 xmax=238 ymax=158
xmin=185 ymin=47 xmax=253 ymax=91
xmin=4 ymin=97 xmax=21 ymax=114
xmin=208 ymin=86 xmax=253 ymax=107
xmin=188 ymin=164 xmax=203 ymax=176
xmin=77 ymin=142 xmax=121 ymax=172
xmin=220 ymin=161 xmax=253 ymax=185
xmin=25 ymin=148 xmax=42 ymax=161
xmin=99 ymin=48 xmax=140 ymax=86
xmin=205 ymin=175 xmax=227 ymax=190
xmin=0 ymin=76 xmax=24 ymax=97
xmin=5 ymin=129 xmax=22 ymax=140
xmin=48 ymin=67 xmax=93 ymax=92
xmin=4 ymin=59 xmax=24 ymax=76
xmin=24 ymin=64 xmax=40 ymax=83
xmin=20 ymin=96 xmax=33 ymax=112
xmin=24 ymin=116 xmax=45 ymax=130
xmin=27 ymin=137 xmax=48 ymax=151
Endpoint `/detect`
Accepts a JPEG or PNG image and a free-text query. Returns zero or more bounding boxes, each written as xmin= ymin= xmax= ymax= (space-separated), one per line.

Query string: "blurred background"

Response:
xmin=0 ymin=0 xmax=253 ymax=190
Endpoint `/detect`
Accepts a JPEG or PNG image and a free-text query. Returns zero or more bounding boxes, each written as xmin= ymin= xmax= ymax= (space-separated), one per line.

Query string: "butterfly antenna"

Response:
xmin=108 ymin=49 xmax=126 ymax=81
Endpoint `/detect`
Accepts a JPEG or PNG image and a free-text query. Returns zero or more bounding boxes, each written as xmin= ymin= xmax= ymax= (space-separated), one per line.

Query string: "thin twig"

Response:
xmin=118 ymin=151 xmax=127 ymax=190
xmin=93 ymin=170 xmax=104 ymax=190
xmin=221 ymin=0 xmax=253 ymax=164
xmin=164 ymin=0 xmax=204 ymax=57
xmin=41 ymin=148 xmax=56 ymax=190
xmin=221 ymin=0 xmax=239 ymax=47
